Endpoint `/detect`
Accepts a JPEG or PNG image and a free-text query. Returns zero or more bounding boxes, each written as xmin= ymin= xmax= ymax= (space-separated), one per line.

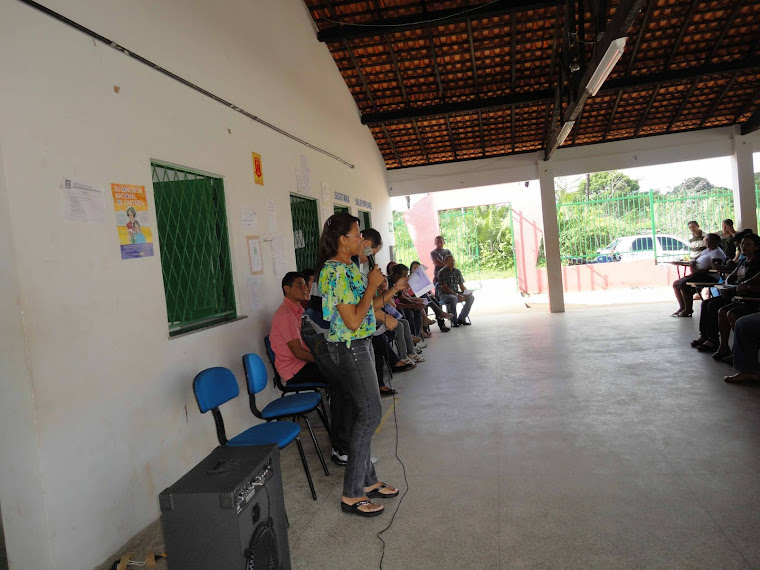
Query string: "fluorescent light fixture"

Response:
xmin=586 ymin=37 xmax=627 ymax=96
xmin=557 ymin=121 xmax=576 ymax=146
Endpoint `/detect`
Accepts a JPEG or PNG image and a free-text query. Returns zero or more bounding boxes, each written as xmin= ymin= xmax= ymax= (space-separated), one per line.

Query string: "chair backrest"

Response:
xmin=263 ymin=335 xmax=277 ymax=367
xmin=242 ymin=353 xmax=269 ymax=395
xmin=193 ymin=367 xmax=239 ymax=413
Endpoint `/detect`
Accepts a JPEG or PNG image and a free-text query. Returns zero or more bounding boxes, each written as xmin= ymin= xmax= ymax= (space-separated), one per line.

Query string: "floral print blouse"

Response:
xmin=319 ymin=260 xmax=376 ymax=345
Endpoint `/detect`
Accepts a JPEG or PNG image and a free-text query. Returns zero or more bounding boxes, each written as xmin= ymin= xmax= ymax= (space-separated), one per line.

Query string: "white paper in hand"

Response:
xmin=408 ymin=266 xmax=434 ymax=296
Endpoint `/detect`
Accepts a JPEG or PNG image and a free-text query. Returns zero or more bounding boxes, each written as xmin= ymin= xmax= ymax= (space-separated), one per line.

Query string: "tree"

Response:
xmin=575 ymin=170 xmax=640 ymax=199
xmin=672 ymin=176 xmax=713 ymax=194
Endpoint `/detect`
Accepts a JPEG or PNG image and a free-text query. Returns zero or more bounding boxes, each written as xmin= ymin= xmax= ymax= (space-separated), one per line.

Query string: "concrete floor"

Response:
xmin=94 ymin=301 xmax=760 ymax=569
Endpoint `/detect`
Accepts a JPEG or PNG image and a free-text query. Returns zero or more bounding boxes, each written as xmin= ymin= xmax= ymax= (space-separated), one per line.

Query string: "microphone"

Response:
xmin=363 ymin=246 xmax=375 ymax=269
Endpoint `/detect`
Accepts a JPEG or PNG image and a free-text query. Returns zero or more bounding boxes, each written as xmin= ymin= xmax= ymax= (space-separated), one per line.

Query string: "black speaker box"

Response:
xmin=159 ymin=445 xmax=290 ymax=569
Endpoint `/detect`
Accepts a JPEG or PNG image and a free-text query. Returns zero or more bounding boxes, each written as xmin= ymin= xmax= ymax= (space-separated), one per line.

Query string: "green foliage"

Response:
xmin=672 ymin=177 xmax=713 ymax=194
xmin=575 ymin=171 xmax=640 ymax=199
xmin=392 ymin=211 xmax=419 ymax=266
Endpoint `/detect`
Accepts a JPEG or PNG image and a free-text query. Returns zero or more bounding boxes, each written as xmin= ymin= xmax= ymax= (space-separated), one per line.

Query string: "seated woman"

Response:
xmin=409 ymin=260 xmax=453 ymax=333
xmin=694 ymin=233 xmax=760 ymax=360
xmin=388 ymin=264 xmax=435 ymax=341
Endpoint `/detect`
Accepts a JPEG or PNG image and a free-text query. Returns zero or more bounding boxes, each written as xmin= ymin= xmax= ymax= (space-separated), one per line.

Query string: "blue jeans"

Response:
xmin=732 ymin=313 xmax=760 ymax=373
xmin=326 ymin=338 xmax=381 ymax=497
xmin=441 ymin=293 xmax=475 ymax=322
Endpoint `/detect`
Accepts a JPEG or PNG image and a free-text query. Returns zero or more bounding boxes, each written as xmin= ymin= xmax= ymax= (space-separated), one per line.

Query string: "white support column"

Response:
xmin=538 ymin=161 xmax=565 ymax=313
xmin=731 ymin=125 xmax=757 ymax=232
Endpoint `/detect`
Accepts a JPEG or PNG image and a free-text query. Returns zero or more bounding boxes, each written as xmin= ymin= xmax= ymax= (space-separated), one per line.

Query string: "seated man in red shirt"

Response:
xmin=270 ymin=272 xmax=323 ymax=385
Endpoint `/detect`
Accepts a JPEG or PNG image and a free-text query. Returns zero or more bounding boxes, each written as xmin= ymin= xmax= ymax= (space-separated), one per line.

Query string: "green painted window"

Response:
xmin=358 ymin=210 xmax=371 ymax=231
xmin=290 ymin=194 xmax=320 ymax=271
xmin=152 ymin=162 xmax=236 ymax=336
xmin=334 ymin=205 xmax=349 ymax=214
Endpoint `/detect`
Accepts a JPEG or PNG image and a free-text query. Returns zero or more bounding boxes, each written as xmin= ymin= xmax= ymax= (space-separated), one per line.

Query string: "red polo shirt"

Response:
xmin=269 ymin=297 xmax=308 ymax=382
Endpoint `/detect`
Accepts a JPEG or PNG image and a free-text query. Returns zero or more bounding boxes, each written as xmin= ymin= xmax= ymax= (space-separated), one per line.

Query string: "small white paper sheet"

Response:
xmin=408 ymin=266 xmax=434 ymax=296
xmin=266 ymin=200 xmax=279 ymax=232
xmin=61 ymin=178 xmax=104 ymax=223
xmin=241 ymin=208 xmax=258 ymax=233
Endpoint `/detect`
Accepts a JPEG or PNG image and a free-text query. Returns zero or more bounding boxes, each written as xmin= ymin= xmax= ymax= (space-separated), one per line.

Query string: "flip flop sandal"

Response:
xmin=696 ymin=342 xmax=718 ymax=352
xmin=690 ymin=339 xmax=706 ymax=347
xmin=340 ymin=499 xmax=384 ymax=517
xmin=712 ymin=349 xmax=732 ymax=360
xmin=366 ymin=483 xmax=399 ymax=499
xmin=677 ymin=310 xmax=693 ymax=317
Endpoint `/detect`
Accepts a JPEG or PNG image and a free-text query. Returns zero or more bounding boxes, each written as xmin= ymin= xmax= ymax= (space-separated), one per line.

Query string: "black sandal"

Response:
xmin=379 ymin=387 xmax=398 ymax=396
xmin=366 ymin=483 xmax=399 ymax=499
xmin=712 ymin=348 xmax=732 ymax=360
xmin=340 ymin=499 xmax=384 ymax=517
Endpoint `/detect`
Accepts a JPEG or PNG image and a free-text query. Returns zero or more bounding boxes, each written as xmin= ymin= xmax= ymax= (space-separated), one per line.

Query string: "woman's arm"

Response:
xmin=336 ymin=266 xmax=384 ymax=331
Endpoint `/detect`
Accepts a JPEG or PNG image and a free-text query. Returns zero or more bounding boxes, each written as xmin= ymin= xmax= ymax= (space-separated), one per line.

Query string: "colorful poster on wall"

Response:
xmin=111 ymin=183 xmax=154 ymax=260
xmin=252 ymin=152 xmax=264 ymax=185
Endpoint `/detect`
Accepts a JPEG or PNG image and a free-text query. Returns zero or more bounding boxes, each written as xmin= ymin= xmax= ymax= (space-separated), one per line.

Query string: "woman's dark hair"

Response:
xmin=388 ymin=263 xmax=408 ymax=286
xmin=740 ymin=233 xmax=760 ymax=248
xmin=386 ymin=261 xmax=397 ymax=274
xmin=362 ymin=228 xmax=382 ymax=249
xmin=314 ymin=212 xmax=361 ymax=278
xmin=410 ymin=260 xmax=420 ymax=269
xmin=723 ymin=218 xmax=734 ymax=227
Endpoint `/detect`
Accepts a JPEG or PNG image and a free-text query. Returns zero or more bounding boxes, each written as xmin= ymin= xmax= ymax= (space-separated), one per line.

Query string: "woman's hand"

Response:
xmin=392 ymin=276 xmax=409 ymax=292
xmin=367 ymin=265 xmax=385 ymax=291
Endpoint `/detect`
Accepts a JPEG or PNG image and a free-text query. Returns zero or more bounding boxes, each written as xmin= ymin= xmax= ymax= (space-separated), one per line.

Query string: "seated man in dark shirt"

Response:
xmin=437 ymin=255 xmax=475 ymax=327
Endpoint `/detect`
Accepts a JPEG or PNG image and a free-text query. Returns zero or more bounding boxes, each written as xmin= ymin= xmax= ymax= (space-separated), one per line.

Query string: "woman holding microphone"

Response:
xmin=315 ymin=213 xmax=408 ymax=517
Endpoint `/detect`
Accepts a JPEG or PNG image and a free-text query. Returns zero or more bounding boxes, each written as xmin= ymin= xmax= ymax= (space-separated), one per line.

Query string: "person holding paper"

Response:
xmin=410 ymin=261 xmax=452 ymax=332
xmin=437 ymin=255 xmax=475 ymax=327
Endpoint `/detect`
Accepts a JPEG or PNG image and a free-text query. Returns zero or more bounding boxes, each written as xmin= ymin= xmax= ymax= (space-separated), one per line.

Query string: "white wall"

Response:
xmin=0 ymin=1 xmax=391 ymax=569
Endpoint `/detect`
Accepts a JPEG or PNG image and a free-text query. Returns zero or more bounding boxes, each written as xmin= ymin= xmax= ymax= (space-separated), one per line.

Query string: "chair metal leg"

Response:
xmin=294 ymin=436 xmax=317 ymax=501
xmin=303 ymin=416 xmax=329 ymax=476
xmin=317 ymin=402 xmax=331 ymax=437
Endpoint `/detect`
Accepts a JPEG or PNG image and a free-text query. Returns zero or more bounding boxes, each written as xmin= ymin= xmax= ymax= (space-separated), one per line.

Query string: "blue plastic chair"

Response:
xmin=242 ymin=354 xmax=330 ymax=479
xmin=193 ymin=366 xmax=319 ymax=500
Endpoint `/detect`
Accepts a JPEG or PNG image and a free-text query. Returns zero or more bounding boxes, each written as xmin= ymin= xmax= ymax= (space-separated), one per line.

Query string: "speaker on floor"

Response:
xmin=159 ymin=445 xmax=290 ymax=569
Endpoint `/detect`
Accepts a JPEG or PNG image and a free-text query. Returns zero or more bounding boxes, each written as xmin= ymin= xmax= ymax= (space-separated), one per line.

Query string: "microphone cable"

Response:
xmin=375 ymin=277 xmax=411 ymax=570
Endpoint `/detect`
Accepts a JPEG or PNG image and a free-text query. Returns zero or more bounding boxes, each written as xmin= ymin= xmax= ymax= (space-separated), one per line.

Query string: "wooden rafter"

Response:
xmin=344 ymin=40 xmax=376 ymax=110
xmin=634 ymin=85 xmax=660 ymax=136
xmin=664 ymin=0 xmax=701 ymax=71
xmin=467 ymin=19 xmax=479 ymax=94
xmin=445 ymin=116 xmax=458 ymax=159
xmin=426 ymin=27 xmax=444 ymax=100
xmin=626 ymin=0 xmax=657 ymax=75
xmin=703 ymin=0 xmax=745 ymax=65
xmin=666 ymin=78 xmax=699 ymax=131
xmin=315 ymin=0 xmax=562 ymax=42
xmin=385 ymin=35 xmax=407 ymax=104
xmin=603 ymin=90 xmax=624 ymax=141
xmin=412 ymin=119 xmax=429 ymax=163
xmin=381 ymin=124 xmax=402 ymax=166
xmin=700 ymin=71 xmax=739 ymax=128
xmin=477 ymin=110 xmax=486 ymax=156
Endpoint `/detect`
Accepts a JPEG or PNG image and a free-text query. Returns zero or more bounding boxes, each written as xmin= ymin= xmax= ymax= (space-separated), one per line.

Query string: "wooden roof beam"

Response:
xmin=360 ymin=57 xmax=760 ymax=125
xmin=664 ymin=0 xmax=700 ymax=71
xmin=633 ymin=85 xmax=660 ymax=137
xmin=703 ymin=0 xmax=744 ymax=65
xmin=466 ymin=19 xmax=479 ymax=94
xmin=602 ymin=90 xmax=624 ymax=141
xmin=741 ymin=107 xmax=760 ymax=135
xmin=699 ymin=71 xmax=739 ymax=128
xmin=315 ymin=0 xmax=562 ymax=43
xmin=381 ymin=124 xmax=402 ymax=167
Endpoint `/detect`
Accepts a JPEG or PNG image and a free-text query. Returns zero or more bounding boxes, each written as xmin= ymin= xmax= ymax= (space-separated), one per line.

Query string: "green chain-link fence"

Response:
xmin=290 ymin=194 xmax=320 ymax=271
xmin=438 ymin=208 xmax=481 ymax=280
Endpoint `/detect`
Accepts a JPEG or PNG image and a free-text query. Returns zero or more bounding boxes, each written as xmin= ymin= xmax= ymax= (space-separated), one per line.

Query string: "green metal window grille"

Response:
xmin=290 ymin=194 xmax=320 ymax=271
xmin=152 ymin=163 xmax=236 ymax=336
xmin=392 ymin=211 xmax=419 ymax=264
xmin=358 ymin=210 xmax=372 ymax=231
xmin=334 ymin=205 xmax=350 ymax=214
xmin=438 ymin=208 xmax=482 ymax=280
xmin=556 ymin=188 xmax=735 ymax=265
